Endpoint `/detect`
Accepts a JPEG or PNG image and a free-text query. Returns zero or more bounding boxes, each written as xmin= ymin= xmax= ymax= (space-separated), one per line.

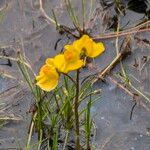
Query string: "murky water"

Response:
xmin=0 ymin=0 xmax=150 ymax=149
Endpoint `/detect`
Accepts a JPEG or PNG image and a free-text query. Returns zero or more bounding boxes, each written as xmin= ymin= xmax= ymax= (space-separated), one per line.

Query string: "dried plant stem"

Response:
xmin=0 ymin=55 xmax=30 ymax=68
xmin=95 ymin=48 xmax=150 ymax=111
xmin=115 ymin=17 xmax=120 ymax=55
xmin=97 ymin=31 xmax=131 ymax=80
xmin=39 ymin=0 xmax=59 ymax=26
xmin=129 ymin=83 xmax=150 ymax=103
xmin=0 ymin=116 xmax=22 ymax=121
xmin=92 ymin=50 xmax=127 ymax=84
xmin=98 ymin=52 xmax=122 ymax=79
xmin=108 ymin=76 xmax=150 ymax=112
xmin=97 ymin=58 xmax=150 ymax=111
xmin=82 ymin=0 xmax=86 ymax=32
xmin=121 ymin=20 xmax=150 ymax=32
xmin=93 ymin=21 xmax=150 ymax=40
xmin=63 ymin=130 xmax=69 ymax=150
xmin=94 ymin=28 xmax=150 ymax=40
xmin=39 ymin=0 xmax=79 ymax=37
xmin=26 ymin=112 xmax=37 ymax=150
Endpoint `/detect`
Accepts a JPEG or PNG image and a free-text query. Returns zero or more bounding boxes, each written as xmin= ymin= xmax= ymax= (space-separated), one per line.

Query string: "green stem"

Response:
xmin=63 ymin=73 xmax=76 ymax=85
xmin=75 ymin=70 xmax=80 ymax=150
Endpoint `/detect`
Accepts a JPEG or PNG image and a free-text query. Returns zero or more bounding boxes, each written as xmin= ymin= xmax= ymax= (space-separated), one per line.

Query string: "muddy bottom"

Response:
xmin=0 ymin=0 xmax=150 ymax=150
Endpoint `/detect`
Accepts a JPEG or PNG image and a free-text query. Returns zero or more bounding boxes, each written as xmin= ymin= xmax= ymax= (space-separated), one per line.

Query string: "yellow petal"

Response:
xmin=65 ymin=60 xmax=84 ymax=72
xmin=86 ymin=42 xmax=105 ymax=58
xmin=36 ymin=65 xmax=59 ymax=92
xmin=36 ymin=77 xmax=58 ymax=91
xmin=73 ymin=34 xmax=105 ymax=58
xmin=73 ymin=34 xmax=91 ymax=54
xmin=36 ymin=73 xmax=44 ymax=81
xmin=46 ymin=58 xmax=55 ymax=66
xmin=64 ymin=45 xmax=80 ymax=62
xmin=64 ymin=45 xmax=84 ymax=71
xmin=54 ymin=48 xmax=83 ymax=73
xmin=77 ymin=35 xmax=91 ymax=47
xmin=94 ymin=42 xmax=105 ymax=56
xmin=72 ymin=37 xmax=86 ymax=53
xmin=54 ymin=54 xmax=66 ymax=73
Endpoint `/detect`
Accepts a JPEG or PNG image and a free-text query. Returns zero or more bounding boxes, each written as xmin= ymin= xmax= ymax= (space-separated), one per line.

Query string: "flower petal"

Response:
xmin=64 ymin=45 xmax=80 ymax=62
xmin=36 ymin=77 xmax=58 ymax=91
xmin=36 ymin=65 xmax=59 ymax=92
xmin=46 ymin=58 xmax=55 ymax=66
xmin=54 ymin=54 xmax=66 ymax=73
xmin=73 ymin=34 xmax=105 ymax=58
xmin=86 ymin=42 xmax=105 ymax=58
xmin=65 ymin=60 xmax=84 ymax=72
xmin=54 ymin=48 xmax=83 ymax=73
xmin=93 ymin=42 xmax=105 ymax=57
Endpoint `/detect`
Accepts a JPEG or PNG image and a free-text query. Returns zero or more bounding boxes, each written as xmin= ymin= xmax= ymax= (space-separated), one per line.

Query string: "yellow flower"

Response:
xmin=73 ymin=34 xmax=105 ymax=58
xmin=36 ymin=58 xmax=59 ymax=92
xmin=45 ymin=58 xmax=55 ymax=66
xmin=54 ymin=45 xmax=84 ymax=73
xmin=36 ymin=34 xmax=105 ymax=91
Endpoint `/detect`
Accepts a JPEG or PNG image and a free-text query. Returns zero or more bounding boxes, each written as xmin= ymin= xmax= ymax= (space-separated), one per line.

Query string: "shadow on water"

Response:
xmin=0 ymin=0 xmax=150 ymax=149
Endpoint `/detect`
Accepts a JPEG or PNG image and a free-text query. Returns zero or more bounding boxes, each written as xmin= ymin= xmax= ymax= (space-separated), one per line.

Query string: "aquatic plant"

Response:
xmin=35 ymin=34 xmax=105 ymax=149
xmin=0 ymin=0 xmax=150 ymax=150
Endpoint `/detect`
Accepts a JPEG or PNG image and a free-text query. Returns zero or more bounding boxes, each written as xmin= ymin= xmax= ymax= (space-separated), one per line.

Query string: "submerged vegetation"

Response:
xmin=0 ymin=0 xmax=150 ymax=149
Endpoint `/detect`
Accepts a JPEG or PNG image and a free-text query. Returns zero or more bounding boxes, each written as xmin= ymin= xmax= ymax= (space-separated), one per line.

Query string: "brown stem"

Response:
xmin=97 ymin=49 xmax=130 ymax=80
xmin=93 ymin=28 xmax=150 ymax=40
xmin=75 ymin=70 xmax=80 ymax=150
xmin=92 ymin=20 xmax=150 ymax=40
xmin=62 ymin=73 xmax=77 ymax=85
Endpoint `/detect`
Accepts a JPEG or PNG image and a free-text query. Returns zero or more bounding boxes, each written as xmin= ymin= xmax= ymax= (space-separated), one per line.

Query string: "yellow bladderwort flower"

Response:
xmin=73 ymin=34 xmax=105 ymax=58
xmin=36 ymin=35 xmax=105 ymax=91
xmin=54 ymin=45 xmax=84 ymax=73
xmin=36 ymin=58 xmax=59 ymax=92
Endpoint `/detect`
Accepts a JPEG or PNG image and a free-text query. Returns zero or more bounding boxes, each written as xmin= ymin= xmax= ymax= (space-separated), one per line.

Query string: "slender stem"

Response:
xmin=129 ymin=82 xmax=150 ymax=103
xmin=63 ymin=130 xmax=69 ymax=150
xmin=62 ymin=73 xmax=77 ymax=85
xmin=75 ymin=70 xmax=80 ymax=150
xmin=108 ymin=76 xmax=150 ymax=112
xmin=98 ymin=52 xmax=122 ymax=79
xmin=82 ymin=0 xmax=86 ymax=32
xmin=93 ymin=27 xmax=150 ymax=40
xmin=54 ymin=94 xmax=61 ymax=112
xmin=38 ymin=129 xmax=43 ymax=150
xmin=115 ymin=17 xmax=120 ymax=55
xmin=39 ymin=0 xmax=59 ymax=26
xmin=26 ymin=112 xmax=37 ymax=150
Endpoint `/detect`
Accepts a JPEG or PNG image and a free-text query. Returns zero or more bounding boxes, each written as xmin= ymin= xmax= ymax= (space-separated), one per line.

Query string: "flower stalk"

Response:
xmin=75 ymin=69 xmax=80 ymax=150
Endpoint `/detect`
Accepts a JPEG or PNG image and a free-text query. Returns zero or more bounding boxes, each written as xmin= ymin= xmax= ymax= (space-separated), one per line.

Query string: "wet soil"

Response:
xmin=0 ymin=0 xmax=150 ymax=150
